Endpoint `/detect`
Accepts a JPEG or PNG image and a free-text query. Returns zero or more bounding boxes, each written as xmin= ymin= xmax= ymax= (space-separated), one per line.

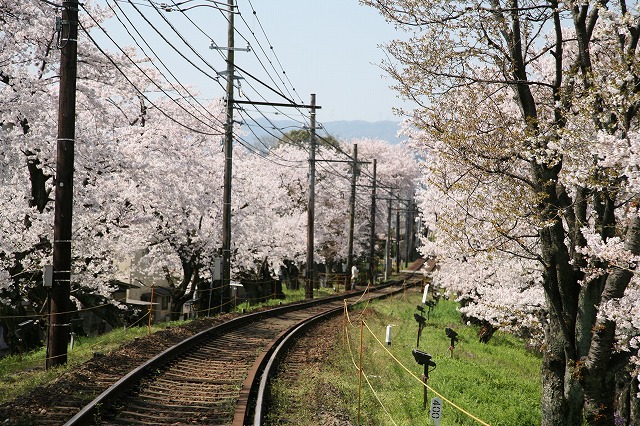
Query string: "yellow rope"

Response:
xmin=360 ymin=358 xmax=400 ymax=426
xmin=345 ymin=284 xmax=490 ymax=426
xmin=362 ymin=320 xmax=491 ymax=426
xmin=343 ymin=300 xmax=399 ymax=425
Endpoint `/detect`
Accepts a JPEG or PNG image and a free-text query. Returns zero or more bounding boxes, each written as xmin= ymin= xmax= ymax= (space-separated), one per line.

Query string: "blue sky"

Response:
xmin=98 ymin=0 xmax=412 ymax=123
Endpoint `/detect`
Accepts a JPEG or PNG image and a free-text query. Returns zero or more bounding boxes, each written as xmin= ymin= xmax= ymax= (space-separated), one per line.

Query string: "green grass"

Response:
xmin=0 ymin=323 xmax=185 ymax=403
xmin=270 ymin=285 xmax=542 ymax=425
xmin=235 ymin=285 xmax=339 ymax=312
xmin=0 ymin=286 xmax=336 ymax=404
xmin=2 ymin=284 xmax=542 ymax=425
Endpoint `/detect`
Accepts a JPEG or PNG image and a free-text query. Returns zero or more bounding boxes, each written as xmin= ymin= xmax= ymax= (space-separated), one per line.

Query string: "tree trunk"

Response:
xmin=166 ymin=248 xmax=200 ymax=321
xmin=581 ymin=215 xmax=640 ymax=424
xmin=170 ymin=299 xmax=183 ymax=321
xmin=541 ymin=291 xmax=584 ymax=426
xmin=536 ymin=167 xmax=584 ymax=425
xmin=541 ymin=305 xmax=570 ymax=426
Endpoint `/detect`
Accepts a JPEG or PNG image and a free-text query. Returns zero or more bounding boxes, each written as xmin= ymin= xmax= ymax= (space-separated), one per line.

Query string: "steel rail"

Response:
xmin=249 ymin=307 xmax=344 ymax=425
xmin=238 ymin=280 xmax=412 ymax=425
xmin=63 ymin=283 xmax=394 ymax=426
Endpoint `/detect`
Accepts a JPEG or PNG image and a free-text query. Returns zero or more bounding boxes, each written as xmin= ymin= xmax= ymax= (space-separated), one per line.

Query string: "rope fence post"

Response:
xmin=147 ymin=285 xmax=155 ymax=336
xmin=358 ymin=319 xmax=364 ymax=425
xmin=343 ymin=300 xmax=348 ymax=345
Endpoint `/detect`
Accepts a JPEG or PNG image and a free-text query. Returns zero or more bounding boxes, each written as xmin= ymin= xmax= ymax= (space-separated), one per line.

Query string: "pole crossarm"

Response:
xmin=315 ymin=159 xmax=370 ymax=164
xmin=234 ymin=100 xmax=321 ymax=109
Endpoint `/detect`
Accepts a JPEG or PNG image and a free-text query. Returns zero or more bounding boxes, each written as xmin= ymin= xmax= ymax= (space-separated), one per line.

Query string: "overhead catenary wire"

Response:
xmin=99 ymin=0 xmax=407 ymax=186
xmin=106 ymin=0 xmax=226 ymax=128
xmin=4 ymin=0 xmax=416 ymax=332
xmin=235 ymin=0 xmax=302 ymax=104
xmin=125 ymin=0 xmax=224 ymax=85
xmin=116 ymin=0 xmax=322 ymax=163
xmin=232 ymin=116 xmax=311 ymax=165
xmin=166 ymin=0 xmax=305 ymax=109
xmin=211 ymin=6 xmax=300 ymax=108
xmin=72 ymin=0 xmax=407 ymax=266
xmin=246 ymin=0 xmax=303 ymax=104
xmin=235 ymin=98 xmax=311 ymax=129
xmin=242 ymin=106 xmax=310 ymax=127
xmin=144 ymin=0 xmax=311 ymax=148
xmin=166 ymin=0 xmax=303 ymax=110
xmin=233 ymin=100 xmax=309 ymax=147
xmin=79 ymin=5 xmax=223 ymax=136
xmin=231 ymin=134 xmax=308 ymax=168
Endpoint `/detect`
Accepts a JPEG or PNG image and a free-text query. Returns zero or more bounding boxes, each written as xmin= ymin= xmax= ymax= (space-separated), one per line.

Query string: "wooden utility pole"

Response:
xmin=346 ymin=144 xmax=357 ymax=290
xmin=395 ymin=209 xmax=401 ymax=274
xmin=405 ymin=196 xmax=413 ymax=263
xmin=221 ymin=0 xmax=235 ymax=312
xmin=368 ymin=159 xmax=377 ymax=285
xmin=48 ymin=0 xmax=78 ymax=369
xmin=305 ymin=94 xmax=316 ymax=299
xmin=384 ymin=194 xmax=392 ymax=280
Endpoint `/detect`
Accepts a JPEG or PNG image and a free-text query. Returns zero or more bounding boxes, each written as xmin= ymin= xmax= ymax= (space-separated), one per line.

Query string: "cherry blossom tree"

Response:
xmin=0 ymin=2 xmax=421 ymax=362
xmin=364 ymin=0 xmax=640 ymax=423
xmin=107 ymin=95 xmax=226 ymax=319
xmin=232 ymin=144 xmax=307 ymax=274
xmin=1 ymin=1 xmax=225 ymax=330
xmin=0 ymin=1 xmax=150 ymax=333
xmin=314 ymin=138 xmax=419 ymax=272
xmin=230 ymin=136 xmax=419 ymax=286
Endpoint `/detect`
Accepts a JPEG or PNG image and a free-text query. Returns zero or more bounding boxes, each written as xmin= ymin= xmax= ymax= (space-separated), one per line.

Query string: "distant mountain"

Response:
xmin=320 ymin=120 xmax=404 ymax=144
xmin=246 ymin=119 xmax=405 ymax=145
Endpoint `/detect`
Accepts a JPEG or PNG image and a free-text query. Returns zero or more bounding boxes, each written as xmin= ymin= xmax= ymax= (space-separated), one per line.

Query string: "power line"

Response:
xmin=236 ymin=1 xmax=301 ymax=104
xmin=161 ymin=0 xmax=229 ymax=65
xmin=149 ymin=0 xmax=312 ymax=142
xmin=124 ymin=0 xmax=222 ymax=83
xmin=245 ymin=0 xmax=303 ymax=104
xmin=106 ymin=1 xmax=319 ymax=170
xmin=79 ymin=6 xmax=222 ymax=136
xmin=233 ymin=63 xmax=297 ymax=105
xmin=107 ymin=0 xmax=226 ymax=128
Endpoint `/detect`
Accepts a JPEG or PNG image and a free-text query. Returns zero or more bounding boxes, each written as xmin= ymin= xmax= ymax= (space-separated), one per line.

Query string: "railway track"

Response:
xmin=63 ymin=279 xmax=418 ymax=425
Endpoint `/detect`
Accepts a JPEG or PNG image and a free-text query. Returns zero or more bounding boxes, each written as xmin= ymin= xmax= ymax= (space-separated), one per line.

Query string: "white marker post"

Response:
xmin=430 ymin=397 xmax=443 ymax=426
xmin=422 ymin=284 xmax=430 ymax=304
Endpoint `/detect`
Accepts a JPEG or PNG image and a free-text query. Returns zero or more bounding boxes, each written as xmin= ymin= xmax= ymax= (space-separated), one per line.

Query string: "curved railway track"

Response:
xmin=251 ymin=273 xmax=426 ymax=425
xmin=63 ymin=278 xmax=418 ymax=426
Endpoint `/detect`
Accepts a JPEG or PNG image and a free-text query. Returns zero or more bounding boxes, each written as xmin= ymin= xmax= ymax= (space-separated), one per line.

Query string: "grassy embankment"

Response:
xmin=0 ymin=285 xmax=334 ymax=403
xmin=268 ymin=283 xmax=542 ymax=426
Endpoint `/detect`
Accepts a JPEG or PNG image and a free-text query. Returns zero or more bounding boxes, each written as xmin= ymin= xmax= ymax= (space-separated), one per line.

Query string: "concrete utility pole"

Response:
xmin=346 ymin=144 xmax=357 ymax=290
xmin=368 ymin=159 xmax=377 ymax=285
xmin=221 ymin=0 xmax=235 ymax=312
xmin=305 ymin=94 xmax=316 ymax=299
xmin=48 ymin=0 xmax=78 ymax=369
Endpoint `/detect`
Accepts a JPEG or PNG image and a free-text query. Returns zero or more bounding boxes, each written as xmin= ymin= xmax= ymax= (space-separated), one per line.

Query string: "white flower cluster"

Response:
xmin=433 ymin=255 xmax=546 ymax=344
xmin=577 ymin=227 xmax=640 ymax=282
